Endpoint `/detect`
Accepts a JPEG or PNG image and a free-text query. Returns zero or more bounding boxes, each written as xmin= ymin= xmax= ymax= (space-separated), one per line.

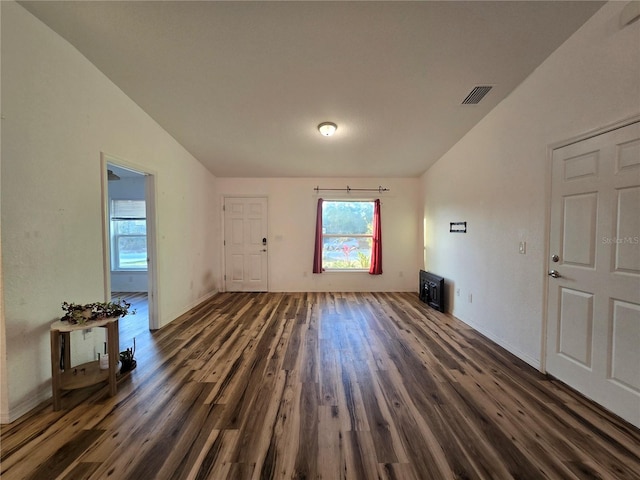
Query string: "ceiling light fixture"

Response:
xmin=318 ymin=122 xmax=337 ymax=137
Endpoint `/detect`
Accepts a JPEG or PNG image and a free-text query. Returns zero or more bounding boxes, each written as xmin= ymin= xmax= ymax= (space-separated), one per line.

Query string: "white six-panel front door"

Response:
xmin=224 ymin=197 xmax=268 ymax=292
xmin=546 ymin=121 xmax=640 ymax=427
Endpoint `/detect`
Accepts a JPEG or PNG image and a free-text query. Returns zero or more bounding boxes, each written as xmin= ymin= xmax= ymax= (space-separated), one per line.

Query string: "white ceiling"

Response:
xmin=19 ymin=1 xmax=604 ymax=178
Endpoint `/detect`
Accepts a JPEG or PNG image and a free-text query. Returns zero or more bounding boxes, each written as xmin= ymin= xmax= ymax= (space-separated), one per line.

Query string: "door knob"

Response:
xmin=548 ymin=270 xmax=561 ymax=278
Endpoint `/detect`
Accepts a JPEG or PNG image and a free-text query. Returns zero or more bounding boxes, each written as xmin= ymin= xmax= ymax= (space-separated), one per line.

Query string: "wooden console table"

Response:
xmin=50 ymin=317 xmax=119 ymax=411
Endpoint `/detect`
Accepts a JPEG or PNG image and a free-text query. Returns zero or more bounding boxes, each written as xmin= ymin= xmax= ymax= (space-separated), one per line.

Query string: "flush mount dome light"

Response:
xmin=318 ymin=122 xmax=337 ymax=136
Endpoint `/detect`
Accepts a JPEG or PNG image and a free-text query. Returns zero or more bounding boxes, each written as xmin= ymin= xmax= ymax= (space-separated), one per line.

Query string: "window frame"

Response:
xmin=321 ymin=199 xmax=375 ymax=272
xmin=110 ymin=199 xmax=148 ymax=272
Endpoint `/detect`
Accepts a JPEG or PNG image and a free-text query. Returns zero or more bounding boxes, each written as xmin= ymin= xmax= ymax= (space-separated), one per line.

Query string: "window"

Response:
xmin=321 ymin=200 xmax=374 ymax=270
xmin=111 ymin=200 xmax=147 ymax=270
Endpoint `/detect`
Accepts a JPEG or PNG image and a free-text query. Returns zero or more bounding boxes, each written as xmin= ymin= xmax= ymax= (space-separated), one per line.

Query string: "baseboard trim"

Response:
xmin=454 ymin=313 xmax=541 ymax=370
xmin=2 ymin=387 xmax=50 ymax=425
xmin=162 ymin=290 xmax=219 ymax=328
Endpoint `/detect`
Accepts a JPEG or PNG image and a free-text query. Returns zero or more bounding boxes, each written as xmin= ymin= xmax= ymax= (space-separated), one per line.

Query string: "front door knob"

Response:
xmin=548 ymin=270 xmax=561 ymax=278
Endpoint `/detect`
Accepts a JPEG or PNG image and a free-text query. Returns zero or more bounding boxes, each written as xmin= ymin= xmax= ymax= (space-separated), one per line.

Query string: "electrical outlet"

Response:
xmin=468 ymin=293 xmax=473 ymax=303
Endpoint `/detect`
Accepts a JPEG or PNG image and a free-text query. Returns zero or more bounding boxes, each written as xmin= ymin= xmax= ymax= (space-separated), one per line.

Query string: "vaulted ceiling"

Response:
xmin=19 ymin=1 xmax=604 ymax=177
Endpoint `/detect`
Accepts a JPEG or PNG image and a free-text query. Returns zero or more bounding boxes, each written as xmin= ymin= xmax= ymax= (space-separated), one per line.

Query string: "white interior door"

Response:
xmin=546 ymin=121 xmax=640 ymax=427
xmin=224 ymin=197 xmax=268 ymax=292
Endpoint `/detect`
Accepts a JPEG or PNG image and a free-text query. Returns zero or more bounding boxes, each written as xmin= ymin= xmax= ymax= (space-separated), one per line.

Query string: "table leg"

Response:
xmin=50 ymin=331 xmax=61 ymax=411
xmin=106 ymin=320 xmax=119 ymax=396
xmin=62 ymin=332 xmax=71 ymax=370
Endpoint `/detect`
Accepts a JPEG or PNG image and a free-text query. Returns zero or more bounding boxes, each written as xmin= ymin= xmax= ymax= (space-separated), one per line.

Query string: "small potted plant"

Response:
xmin=61 ymin=299 xmax=134 ymax=325
xmin=119 ymin=338 xmax=137 ymax=374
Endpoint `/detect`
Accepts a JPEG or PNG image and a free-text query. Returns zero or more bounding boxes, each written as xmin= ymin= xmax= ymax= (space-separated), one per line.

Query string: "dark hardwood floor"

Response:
xmin=1 ymin=292 xmax=639 ymax=479
xmin=111 ymin=291 xmax=149 ymax=354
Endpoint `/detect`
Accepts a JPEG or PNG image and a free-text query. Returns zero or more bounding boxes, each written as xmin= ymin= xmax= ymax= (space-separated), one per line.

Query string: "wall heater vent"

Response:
xmin=419 ymin=270 xmax=445 ymax=312
xmin=461 ymin=85 xmax=493 ymax=105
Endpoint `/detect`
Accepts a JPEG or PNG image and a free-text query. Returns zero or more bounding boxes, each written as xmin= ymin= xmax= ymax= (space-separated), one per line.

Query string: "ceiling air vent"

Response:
xmin=461 ymin=85 xmax=493 ymax=105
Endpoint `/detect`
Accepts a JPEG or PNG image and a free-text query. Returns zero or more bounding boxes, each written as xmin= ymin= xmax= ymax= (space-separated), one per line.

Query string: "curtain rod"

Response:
xmin=313 ymin=185 xmax=390 ymax=193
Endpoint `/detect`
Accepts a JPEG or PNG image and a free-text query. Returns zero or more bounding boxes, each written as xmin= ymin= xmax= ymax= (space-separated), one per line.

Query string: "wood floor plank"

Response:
xmin=258 ymin=370 xmax=302 ymax=479
xmin=60 ymin=461 xmax=102 ymax=480
xmin=26 ymin=428 xmax=106 ymax=480
xmin=193 ymin=429 xmax=238 ymax=480
xmin=317 ymin=405 xmax=349 ymax=480
xmin=2 ymin=292 xmax=639 ymax=480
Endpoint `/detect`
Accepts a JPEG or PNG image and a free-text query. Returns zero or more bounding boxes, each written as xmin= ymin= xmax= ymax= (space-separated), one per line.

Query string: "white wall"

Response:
xmin=0 ymin=2 xmax=219 ymax=422
xmin=216 ymin=177 xmax=421 ymax=292
xmin=420 ymin=1 xmax=639 ymax=367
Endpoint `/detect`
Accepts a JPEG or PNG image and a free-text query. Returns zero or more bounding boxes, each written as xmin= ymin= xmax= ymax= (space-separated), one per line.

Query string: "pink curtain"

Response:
xmin=369 ymin=199 xmax=382 ymax=275
xmin=313 ymin=198 xmax=324 ymax=273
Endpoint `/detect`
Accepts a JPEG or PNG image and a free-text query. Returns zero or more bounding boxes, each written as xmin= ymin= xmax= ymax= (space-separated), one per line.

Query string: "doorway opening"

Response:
xmin=102 ymin=155 xmax=159 ymax=352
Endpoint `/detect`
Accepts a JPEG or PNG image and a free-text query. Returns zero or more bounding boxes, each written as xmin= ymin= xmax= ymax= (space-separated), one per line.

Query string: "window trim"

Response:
xmin=321 ymin=199 xmax=375 ymax=272
xmin=110 ymin=199 xmax=148 ymax=272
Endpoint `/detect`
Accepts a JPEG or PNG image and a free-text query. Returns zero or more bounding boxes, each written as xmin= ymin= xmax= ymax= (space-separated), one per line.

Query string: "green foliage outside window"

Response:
xmin=322 ymin=201 xmax=373 ymax=235
xmin=322 ymin=201 xmax=374 ymax=270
